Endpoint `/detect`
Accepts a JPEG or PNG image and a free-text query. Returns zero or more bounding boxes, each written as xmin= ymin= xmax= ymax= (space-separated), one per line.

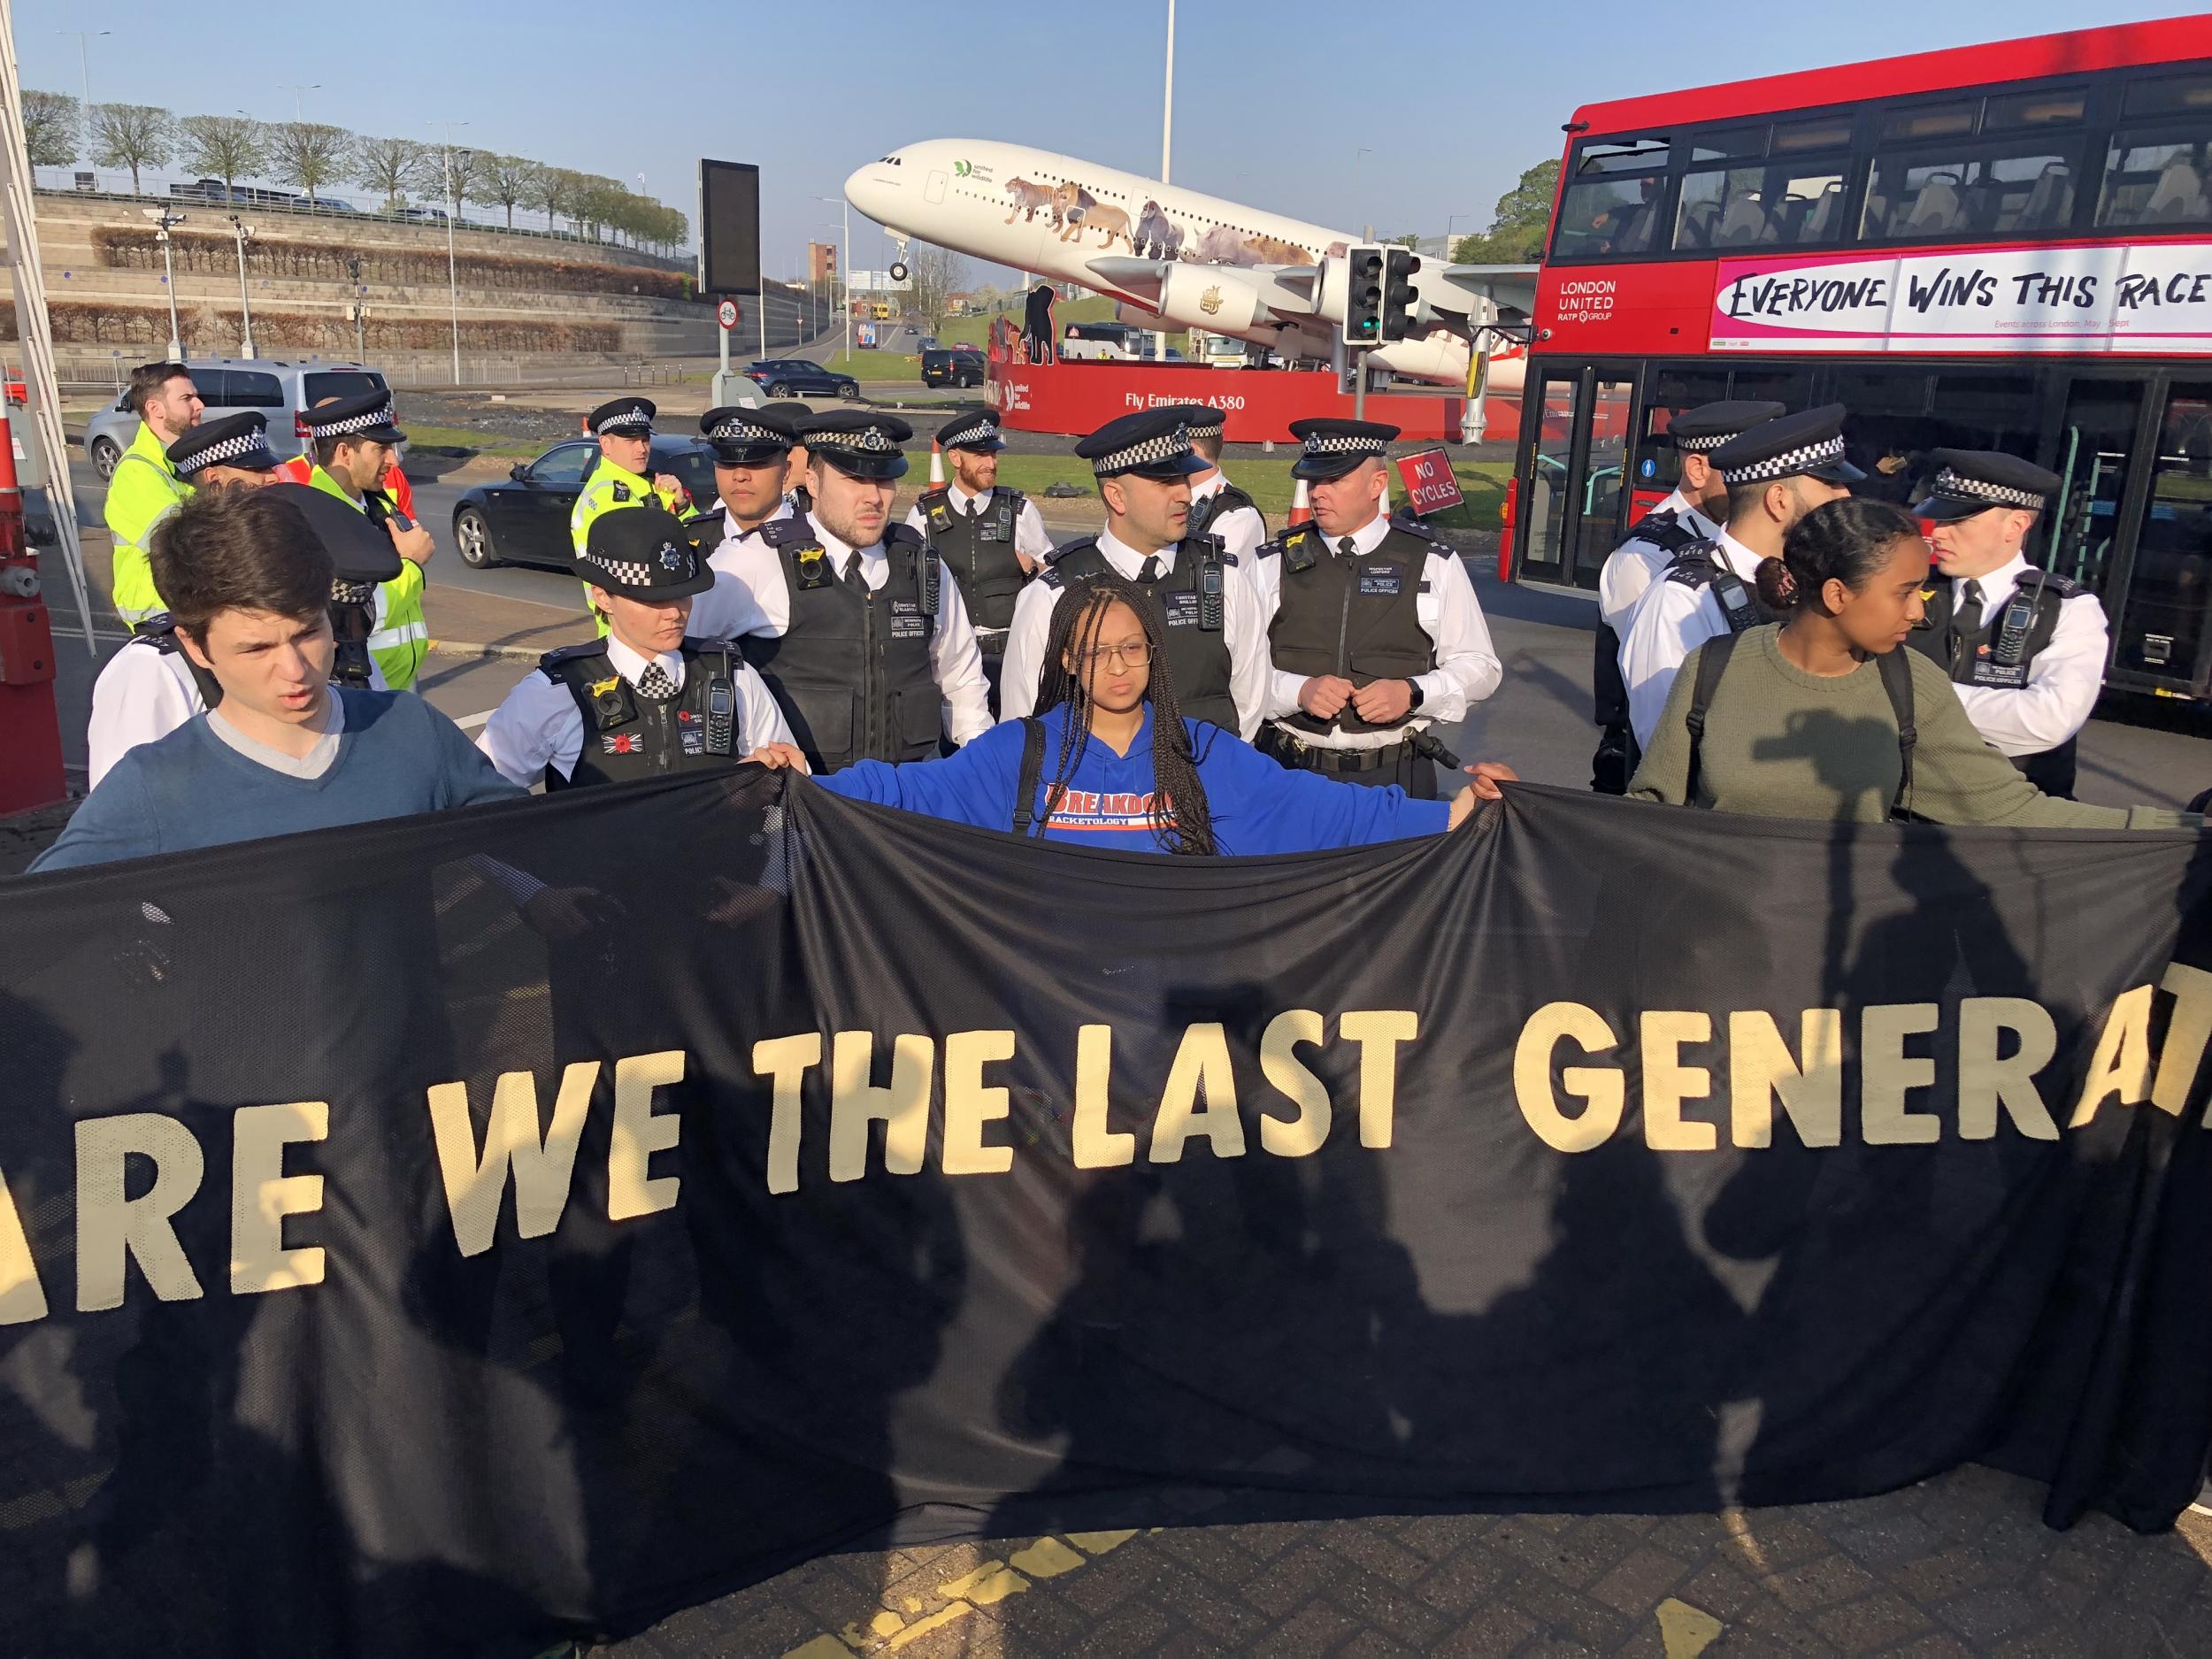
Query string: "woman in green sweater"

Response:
xmin=1629 ymin=497 xmax=2196 ymax=829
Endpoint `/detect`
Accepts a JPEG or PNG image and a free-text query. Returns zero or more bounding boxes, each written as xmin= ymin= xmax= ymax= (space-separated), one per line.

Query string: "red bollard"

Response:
xmin=0 ymin=405 xmax=67 ymax=815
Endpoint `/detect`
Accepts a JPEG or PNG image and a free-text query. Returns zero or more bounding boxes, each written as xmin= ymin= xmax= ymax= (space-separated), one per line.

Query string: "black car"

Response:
xmin=742 ymin=358 xmax=861 ymax=399
xmin=921 ymin=349 xmax=984 ymax=389
xmin=450 ymin=438 xmax=720 ymax=571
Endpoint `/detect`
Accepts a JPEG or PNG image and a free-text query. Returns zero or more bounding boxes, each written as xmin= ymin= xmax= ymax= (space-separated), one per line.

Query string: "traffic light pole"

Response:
xmin=1353 ymin=348 xmax=1367 ymax=421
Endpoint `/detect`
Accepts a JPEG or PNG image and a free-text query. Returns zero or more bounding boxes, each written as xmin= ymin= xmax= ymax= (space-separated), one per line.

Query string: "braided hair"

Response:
xmin=1032 ymin=573 xmax=1217 ymax=856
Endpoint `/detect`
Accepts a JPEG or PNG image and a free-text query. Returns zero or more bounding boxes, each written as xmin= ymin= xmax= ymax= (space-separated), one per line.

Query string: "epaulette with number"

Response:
xmin=1043 ymin=535 xmax=1096 ymax=569
xmin=761 ymin=515 xmax=816 ymax=550
xmin=538 ymin=640 xmax=611 ymax=680
xmin=884 ymin=522 xmax=925 ymax=549
xmin=1628 ymin=508 xmax=1704 ymax=555
xmin=2020 ymin=568 xmax=2085 ymax=601
xmin=1386 ymin=510 xmax=1443 ymax=543
xmin=1662 ymin=539 xmax=1726 ymax=588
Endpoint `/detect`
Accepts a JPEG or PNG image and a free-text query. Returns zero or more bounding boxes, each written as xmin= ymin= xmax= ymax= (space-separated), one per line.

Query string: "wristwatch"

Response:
xmin=1406 ymin=680 xmax=1425 ymax=711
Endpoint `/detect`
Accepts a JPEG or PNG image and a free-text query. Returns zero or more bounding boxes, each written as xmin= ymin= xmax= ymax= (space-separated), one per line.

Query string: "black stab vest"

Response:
xmin=1263 ymin=522 xmax=1437 ymax=736
xmin=1046 ymin=535 xmax=1236 ymax=733
xmin=537 ymin=638 xmax=744 ymax=790
xmin=740 ymin=517 xmax=942 ymax=773
xmin=1907 ymin=569 xmax=2083 ymax=797
xmin=918 ymin=486 xmax=1030 ymax=634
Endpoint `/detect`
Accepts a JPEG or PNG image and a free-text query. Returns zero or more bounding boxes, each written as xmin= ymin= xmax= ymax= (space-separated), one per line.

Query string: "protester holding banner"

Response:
xmin=33 ymin=490 xmax=523 ymax=872
xmin=818 ymin=574 xmax=1507 ymax=850
xmin=1629 ymin=496 xmax=2199 ymax=828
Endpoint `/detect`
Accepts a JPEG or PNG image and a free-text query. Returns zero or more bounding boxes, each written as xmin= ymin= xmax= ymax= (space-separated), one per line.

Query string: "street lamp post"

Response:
xmin=1154 ymin=0 xmax=1174 ymax=362
xmin=431 ymin=121 xmax=470 ymax=385
xmin=280 ymin=83 xmax=320 ymax=123
xmin=58 ymin=31 xmax=110 ymax=170
xmin=142 ymin=208 xmax=187 ymax=357
xmin=227 ymin=215 xmax=257 ymax=359
xmin=811 ymin=194 xmax=851 ymax=362
xmin=1443 ymin=212 xmax=1471 ymax=261
xmin=347 ymin=256 xmax=365 ymax=361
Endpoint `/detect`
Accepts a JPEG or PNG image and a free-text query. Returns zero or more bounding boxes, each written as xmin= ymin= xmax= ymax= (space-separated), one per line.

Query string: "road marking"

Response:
xmin=452 ymin=709 xmax=497 ymax=732
xmin=1657 ymin=1597 xmax=1724 ymax=1658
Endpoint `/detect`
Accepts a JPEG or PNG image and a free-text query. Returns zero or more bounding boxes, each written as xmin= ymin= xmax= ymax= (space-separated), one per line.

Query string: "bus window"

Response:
xmin=2113 ymin=384 xmax=2212 ymax=685
xmin=1828 ymin=366 xmax=2041 ymax=505
xmin=1633 ymin=368 xmax=1732 ymax=495
xmin=1677 ymin=158 xmax=1850 ymax=250
xmin=2098 ymin=133 xmax=2212 ymax=227
xmin=1863 ymin=139 xmax=2081 ymax=241
xmin=1553 ymin=138 xmax=1671 ymax=259
xmin=2049 ymin=380 xmax=2147 ymax=598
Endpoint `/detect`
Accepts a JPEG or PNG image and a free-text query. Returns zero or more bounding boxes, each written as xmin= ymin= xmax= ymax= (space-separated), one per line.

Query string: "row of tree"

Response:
xmin=19 ymin=92 xmax=688 ymax=256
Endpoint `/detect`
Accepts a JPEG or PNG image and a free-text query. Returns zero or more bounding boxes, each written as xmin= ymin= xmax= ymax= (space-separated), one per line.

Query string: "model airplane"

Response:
xmin=843 ymin=139 xmax=1532 ymax=391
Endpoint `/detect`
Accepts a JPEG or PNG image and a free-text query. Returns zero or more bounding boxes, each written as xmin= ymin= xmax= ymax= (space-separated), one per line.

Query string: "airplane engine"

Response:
xmin=1367 ymin=330 xmax=1471 ymax=385
xmin=1148 ymin=263 xmax=1266 ymax=334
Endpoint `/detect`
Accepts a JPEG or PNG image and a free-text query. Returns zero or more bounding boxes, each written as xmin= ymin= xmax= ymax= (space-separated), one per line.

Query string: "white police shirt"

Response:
xmin=901 ymin=481 xmax=1055 ymax=612
xmin=701 ymin=498 xmax=795 ymax=570
xmin=476 ymin=631 xmax=793 ymax=787
xmin=1620 ymin=526 xmax=1766 ymax=754
xmin=995 ymin=523 xmax=1276 ymax=741
xmin=702 ymin=513 xmax=994 ymax=746
xmin=1939 ymin=552 xmax=2109 ymax=757
xmin=1188 ymin=469 xmax=1267 ymax=567
xmin=86 ymin=633 xmax=387 ymax=790
xmin=1598 ymin=488 xmax=1720 ymax=637
xmin=1247 ymin=510 xmax=1503 ymax=751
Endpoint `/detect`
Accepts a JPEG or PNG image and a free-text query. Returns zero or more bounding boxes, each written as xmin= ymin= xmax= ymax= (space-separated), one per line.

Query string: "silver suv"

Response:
xmin=83 ymin=359 xmax=400 ymax=480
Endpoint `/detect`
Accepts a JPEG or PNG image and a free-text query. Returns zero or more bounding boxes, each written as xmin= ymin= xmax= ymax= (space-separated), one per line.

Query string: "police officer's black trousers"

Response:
xmin=1591 ymin=624 xmax=1635 ymax=795
xmin=1262 ymin=729 xmax=1437 ymax=798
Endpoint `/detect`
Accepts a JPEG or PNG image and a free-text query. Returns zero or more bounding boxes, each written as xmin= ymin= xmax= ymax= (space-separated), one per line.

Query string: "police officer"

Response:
xmin=998 ymin=409 xmax=1272 ymax=739
xmin=1250 ymin=418 xmax=1502 ymax=797
xmin=1164 ymin=403 xmax=1267 ymax=564
xmin=695 ymin=403 xmax=799 ymax=565
xmin=1592 ymin=399 xmax=1784 ymax=793
xmin=86 ymin=480 xmax=401 ymax=787
xmin=1909 ymin=449 xmax=2102 ymax=798
xmin=478 ymin=504 xmax=795 ymax=789
xmin=905 ymin=407 xmax=1050 ymax=702
xmin=104 ymin=360 xmax=204 ymax=628
xmin=298 ymin=390 xmax=438 ymax=690
xmin=571 ymin=396 xmax=699 ymax=629
xmin=1620 ymin=404 xmax=1862 ymax=753
xmin=770 ymin=402 xmax=815 ymax=515
xmin=704 ymin=409 xmax=992 ymax=772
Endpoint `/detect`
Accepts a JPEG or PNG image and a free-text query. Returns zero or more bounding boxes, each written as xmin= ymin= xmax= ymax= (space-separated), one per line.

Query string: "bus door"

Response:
xmin=1516 ymin=362 xmax=1636 ymax=588
xmin=2048 ymin=373 xmax=2212 ymax=698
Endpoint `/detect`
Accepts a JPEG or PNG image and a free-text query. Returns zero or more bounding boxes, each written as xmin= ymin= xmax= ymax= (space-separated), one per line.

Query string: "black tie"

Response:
xmin=634 ymin=662 xmax=677 ymax=700
xmin=1339 ymin=536 xmax=1357 ymax=560
xmin=1137 ymin=555 xmax=1162 ymax=584
xmin=1960 ymin=578 xmax=1985 ymax=626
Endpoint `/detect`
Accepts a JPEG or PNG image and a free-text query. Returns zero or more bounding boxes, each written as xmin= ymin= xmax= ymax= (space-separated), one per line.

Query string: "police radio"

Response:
xmin=1198 ymin=556 xmax=1225 ymax=632
xmin=1709 ymin=566 xmax=1760 ymax=634
xmin=705 ymin=669 xmax=736 ymax=756
xmin=1992 ymin=587 xmax=2040 ymax=667
xmin=918 ymin=546 xmax=941 ymax=618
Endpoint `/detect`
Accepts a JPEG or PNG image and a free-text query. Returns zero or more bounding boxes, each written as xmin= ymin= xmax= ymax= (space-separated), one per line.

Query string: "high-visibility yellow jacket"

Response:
xmin=105 ymin=423 xmax=187 ymax=628
xmin=570 ymin=455 xmax=695 ymax=636
xmin=306 ymin=465 xmax=429 ymax=690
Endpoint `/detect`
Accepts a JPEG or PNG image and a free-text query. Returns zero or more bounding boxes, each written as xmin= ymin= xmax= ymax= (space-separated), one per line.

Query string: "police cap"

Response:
xmin=797 ymin=409 xmax=912 ymax=480
xmin=1289 ymin=418 xmax=1400 ymax=481
xmin=265 ymin=482 xmax=403 ymax=589
xmin=1710 ymin=404 xmax=1864 ymax=487
xmin=1075 ymin=409 xmax=1205 ymax=481
xmin=576 ymin=503 xmax=716 ymax=601
xmin=1667 ymin=399 xmax=1788 ymax=454
xmin=1914 ymin=449 xmax=2062 ymax=522
xmin=299 ymin=389 xmax=406 ymax=447
xmin=935 ymin=407 xmax=1005 ymax=453
xmin=167 ymin=411 xmax=279 ymax=478
xmin=588 ymin=396 xmax=657 ymax=438
xmin=701 ymin=403 xmax=795 ymax=465
xmin=1162 ymin=403 xmax=1226 ymax=442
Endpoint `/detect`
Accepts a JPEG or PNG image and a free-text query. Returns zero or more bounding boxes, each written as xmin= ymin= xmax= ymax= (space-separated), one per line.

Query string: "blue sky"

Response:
xmin=18 ymin=0 xmax=2204 ymax=283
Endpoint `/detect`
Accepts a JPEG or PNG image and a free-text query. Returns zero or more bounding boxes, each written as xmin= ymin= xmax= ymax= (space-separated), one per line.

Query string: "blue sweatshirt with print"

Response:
xmin=817 ymin=704 xmax=1450 ymax=854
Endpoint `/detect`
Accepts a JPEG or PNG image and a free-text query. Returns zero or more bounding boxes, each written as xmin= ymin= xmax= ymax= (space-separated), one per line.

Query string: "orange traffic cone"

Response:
xmin=1286 ymin=476 xmax=1312 ymax=526
xmin=929 ymin=439 xmax=945 ymax=488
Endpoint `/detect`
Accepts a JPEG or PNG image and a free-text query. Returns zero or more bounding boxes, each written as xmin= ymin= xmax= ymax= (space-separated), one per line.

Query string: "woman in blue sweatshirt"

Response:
xmin=813 ymin=573 xmax=1500 ymax=853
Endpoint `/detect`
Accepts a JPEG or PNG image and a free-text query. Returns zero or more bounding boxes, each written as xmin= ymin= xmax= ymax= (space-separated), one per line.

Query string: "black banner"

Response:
xmin=3 ymin=773 xmax=2211 ymax=1658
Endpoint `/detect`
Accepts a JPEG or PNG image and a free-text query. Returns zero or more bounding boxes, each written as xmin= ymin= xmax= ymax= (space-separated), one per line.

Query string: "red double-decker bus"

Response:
xmin=1508 ymin=18 xmax=2212 ymax=699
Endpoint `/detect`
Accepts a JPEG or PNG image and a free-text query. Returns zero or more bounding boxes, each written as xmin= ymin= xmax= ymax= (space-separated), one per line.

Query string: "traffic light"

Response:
xmin=1381 ymin=247 xmax=1421 ymax=342
xmin=1342 ymin=244 xmax=1385 ymax=346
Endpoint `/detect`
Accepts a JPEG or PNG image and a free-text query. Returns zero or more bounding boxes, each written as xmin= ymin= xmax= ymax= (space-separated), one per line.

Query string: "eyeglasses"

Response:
xmin=1074 ymin=638 xmax=1150 ymax=667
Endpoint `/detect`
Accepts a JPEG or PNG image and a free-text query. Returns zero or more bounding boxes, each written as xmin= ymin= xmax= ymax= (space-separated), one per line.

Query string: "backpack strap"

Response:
xmin=1682 ymin=630 xmax=1741 ymax=806
xmin=1011 ymin=718 xmax=1048 ymax=836
xmin=1877 ymin=647 xmax=1917 ymax=819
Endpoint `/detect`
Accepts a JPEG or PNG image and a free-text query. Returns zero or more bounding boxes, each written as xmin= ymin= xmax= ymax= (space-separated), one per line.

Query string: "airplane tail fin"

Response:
xmin=1287 ymin=477 xmax=1312 ymax=526
xmin=929 ymin=440 xmax=945 ymax=488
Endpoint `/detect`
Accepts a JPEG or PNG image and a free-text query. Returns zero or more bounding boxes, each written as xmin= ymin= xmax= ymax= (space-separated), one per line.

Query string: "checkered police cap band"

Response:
xmin=1302 ymin=431 xmax=1388 ymax=458
xmin=812 ymin=426 xmax=899 ymax=454
xmin=577 ymin=536 xmax=693 ymax=590
xmin=1932 ymin=468 xmax=2046 ymax=511
xmin=176 ymin=428 xmax=269 ymax=473
xmin=594 ymin=409 xmax=653 ymax=435
xmin=1180 ymin=411 xmax=1225 ymax=435
xmin=1092 ymin=426 xmax=1192 ymax=474
xmin=329 ymin=578 xmax=379 ymax=607
xmin=941 ymin=419 xmax=996 ymax=448
xmin=1676 ymin=432 xmax=1733 ymax=453
xmin=709 ymin=416 xmax=789 ymax=446
xmin=1720 ymin=434 xmax=1847 ymax=484
xmin=305 ymin=403 xmax=397 ymax=438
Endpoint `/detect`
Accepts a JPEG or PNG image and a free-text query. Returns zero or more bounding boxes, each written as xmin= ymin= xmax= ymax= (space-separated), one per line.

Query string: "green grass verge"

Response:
xmin=398 ymin=423 xmax=540 ymax=459
xmin=979 ymin=455 xmax=1508 ymax=525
